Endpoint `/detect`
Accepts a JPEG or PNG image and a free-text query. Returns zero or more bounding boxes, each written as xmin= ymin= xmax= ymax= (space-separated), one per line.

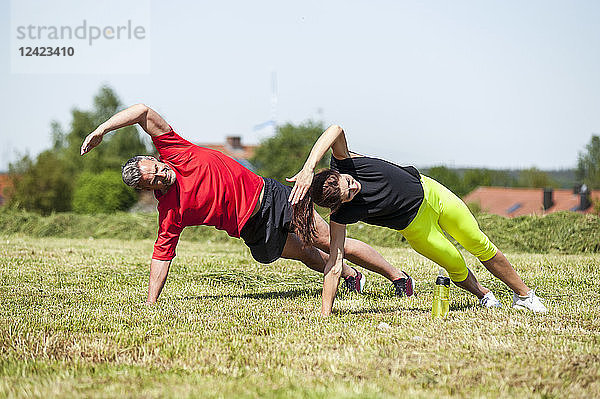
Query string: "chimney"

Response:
xmin=226 ymin=136 xmax=242 ymax=149
xmin=543 ymin=188 xmax=554 ymax=210
xmin=579 ymin=184 xmax=591 ymax=211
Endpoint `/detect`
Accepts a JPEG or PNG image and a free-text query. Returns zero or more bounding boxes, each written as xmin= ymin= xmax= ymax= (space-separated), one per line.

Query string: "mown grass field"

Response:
xmin=1 ymin=234 xmax=599 ymax=398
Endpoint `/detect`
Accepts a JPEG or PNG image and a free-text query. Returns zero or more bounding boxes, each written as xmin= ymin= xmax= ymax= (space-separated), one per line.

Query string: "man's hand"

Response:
xmin=80 ymin=127 xmax=104 ymax=155
xmin=286 ymin=167 xmax=314 ymax=205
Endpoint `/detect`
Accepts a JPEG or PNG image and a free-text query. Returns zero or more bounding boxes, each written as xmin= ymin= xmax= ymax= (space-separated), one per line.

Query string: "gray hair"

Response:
xmin=122 ymin=155 xmax=157 ymax=188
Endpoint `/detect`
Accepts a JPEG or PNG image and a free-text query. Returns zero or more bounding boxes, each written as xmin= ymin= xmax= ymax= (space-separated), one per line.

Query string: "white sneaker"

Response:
xmin=512 ymin=290 xmax=548 ymax=313
xmin=479 ymin=291 xmax=502 ymax=308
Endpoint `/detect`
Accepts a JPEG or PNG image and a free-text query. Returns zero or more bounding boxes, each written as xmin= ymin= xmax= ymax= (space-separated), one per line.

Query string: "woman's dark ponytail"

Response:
xmin=292 ymin=169 xmax=344 ymax=247
xmin=292 ymin=194 xmax=316 ymax=247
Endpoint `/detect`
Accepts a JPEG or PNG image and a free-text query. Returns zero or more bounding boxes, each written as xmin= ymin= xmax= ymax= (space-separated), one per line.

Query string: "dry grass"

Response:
xmin=1 ymin=235 xmax=599 ymax=398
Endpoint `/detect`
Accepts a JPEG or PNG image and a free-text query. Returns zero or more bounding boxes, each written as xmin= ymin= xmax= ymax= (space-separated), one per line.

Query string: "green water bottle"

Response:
xmin=432 ymin=273 xmax=450 ymax=318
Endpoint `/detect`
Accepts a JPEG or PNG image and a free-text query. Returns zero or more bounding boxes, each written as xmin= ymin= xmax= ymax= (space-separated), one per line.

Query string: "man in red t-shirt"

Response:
xmin=81 ymin=104 xmax=413 ymax=305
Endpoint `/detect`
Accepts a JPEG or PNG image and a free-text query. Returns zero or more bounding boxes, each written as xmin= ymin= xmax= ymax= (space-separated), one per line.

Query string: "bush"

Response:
xmin=7 ymin=86 xmax=150 ymax=214
xmin=1 ymin=209 xmax=599 ymax=254
xmin=72 ymin=171 xmax=137 ymax=214
xmin=346 ymin=211 xmax=600 ymax=254
xmin=0 ymin=208 xmax=231 ymax=242
xmin=251 ymin=120 xmax=328 ymax=183
xmin=8 ymin=151 xmax=73 ymax=215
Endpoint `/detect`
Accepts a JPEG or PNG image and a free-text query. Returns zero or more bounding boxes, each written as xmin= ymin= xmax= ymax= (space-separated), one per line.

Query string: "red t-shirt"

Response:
xmin=151 ymin=129 xmax=264 ymax=261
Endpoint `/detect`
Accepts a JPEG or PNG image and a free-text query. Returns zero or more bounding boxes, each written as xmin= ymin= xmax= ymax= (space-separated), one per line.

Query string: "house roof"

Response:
xmin=463 ymin=187 xmax=600 ymax=217
xmin=198 ymin=143 xmax=257 ymax=160
xmin=0 ymin=173 xmax=13 ymax=205
xmin=197 ymin=138 xmax=258 ymax=172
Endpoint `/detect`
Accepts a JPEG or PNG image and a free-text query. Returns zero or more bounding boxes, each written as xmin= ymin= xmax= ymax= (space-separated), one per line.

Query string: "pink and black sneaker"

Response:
xmin=344 ymin=267 xmax=366 ymax=294
xmin=392 ymin=271 xmax=415 ymax=297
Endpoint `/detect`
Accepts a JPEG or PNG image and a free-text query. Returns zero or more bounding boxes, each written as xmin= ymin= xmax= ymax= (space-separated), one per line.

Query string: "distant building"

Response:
xmin=197 ymin=136 xmax=258 ymax=172
xmin=0 ymin=173 xmax=12 ymax=206
xmin=463 ymin=186 xmax=599 ymax=217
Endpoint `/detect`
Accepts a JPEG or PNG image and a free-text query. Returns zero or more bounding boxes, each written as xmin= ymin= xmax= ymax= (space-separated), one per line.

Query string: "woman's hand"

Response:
xmin=286 ymin=168 xmax=314 ymax=205
xmin=80 ymin=127 xmax=105 ymax=155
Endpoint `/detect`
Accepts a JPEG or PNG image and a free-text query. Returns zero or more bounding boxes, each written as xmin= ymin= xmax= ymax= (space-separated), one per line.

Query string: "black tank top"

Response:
xmin=329 ymin=155 xmax=424 ymax=230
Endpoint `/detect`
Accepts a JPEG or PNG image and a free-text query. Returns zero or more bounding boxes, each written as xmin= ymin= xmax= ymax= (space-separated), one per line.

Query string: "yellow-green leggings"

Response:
xmin=398 ymin=175 xmax=498 ymax=282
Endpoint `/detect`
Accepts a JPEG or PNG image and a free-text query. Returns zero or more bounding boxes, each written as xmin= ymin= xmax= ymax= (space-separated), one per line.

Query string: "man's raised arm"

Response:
xmin=80 ymin=103 xmax=171 ymax=155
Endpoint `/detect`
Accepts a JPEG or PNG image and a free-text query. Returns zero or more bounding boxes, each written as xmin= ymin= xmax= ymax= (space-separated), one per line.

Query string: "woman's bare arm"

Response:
xmin=287 ymin=124 xmax=350 ymax=205
xmin=321 ymin=221 xmax=346 ymax=316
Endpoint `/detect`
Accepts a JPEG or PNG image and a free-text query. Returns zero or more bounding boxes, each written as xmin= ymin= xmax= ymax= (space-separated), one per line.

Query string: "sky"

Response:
xmin=1 ymin=0 xmax=599 ymax=172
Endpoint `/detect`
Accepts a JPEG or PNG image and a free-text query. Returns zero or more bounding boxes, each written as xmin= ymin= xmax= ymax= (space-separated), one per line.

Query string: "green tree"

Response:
xmin=462 ymin=169 xmax=492 ymax=194
xmin=8 ymin=152 xmax=73 ymax=215
xmin=517 ymin=167 xmax=556 ymax=188
xmin=576 ymin=135 xmax=600 ymax=189
xmin=490 ymin=170 xmax=517 ymax=187
xmin=251 ymin=120 xmax=328 ymax=183
xmin=72 ymin=171 xmax=137 ymax=214
xmin=425 ymin=166 xmax=464 ymax=196
xmin=462 ymin=169 xmax=516 ymax=195
xmin=8 ymin=86 xmax=149 ymax=213
xmin=58 ymin=86 xmax=150 ymax=174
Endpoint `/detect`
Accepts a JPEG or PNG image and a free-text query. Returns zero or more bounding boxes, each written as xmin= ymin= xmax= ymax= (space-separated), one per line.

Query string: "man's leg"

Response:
xmin=311 ymin=210 xmax=405 ymax=281
xmin=280 ymin=231 xmax=356 ymax=279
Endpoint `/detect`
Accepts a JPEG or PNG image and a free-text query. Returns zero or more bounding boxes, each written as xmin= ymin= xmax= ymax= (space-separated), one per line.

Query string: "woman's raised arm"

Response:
xmin=287 ymin=124 xmax=350 ymax=205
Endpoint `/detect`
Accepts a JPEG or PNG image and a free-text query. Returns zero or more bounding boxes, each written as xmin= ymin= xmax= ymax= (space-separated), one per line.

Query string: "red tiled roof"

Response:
xmin=0 ymin=173 xmax=13 ymax=205
xmin=196 ymin=144 xmax=257 ymax=160
xmin=463 ymin=187 xmax=600 ymax=217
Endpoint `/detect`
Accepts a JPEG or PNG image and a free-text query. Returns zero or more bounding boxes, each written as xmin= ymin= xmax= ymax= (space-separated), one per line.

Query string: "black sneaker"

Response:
xmin=344 ymin=267 xmax=366 ymax=293
xmin=392 ymin=271 xmax=415 ymax=297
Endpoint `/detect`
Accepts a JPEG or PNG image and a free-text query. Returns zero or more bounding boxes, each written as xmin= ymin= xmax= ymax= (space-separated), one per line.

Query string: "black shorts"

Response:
xmin=240 ymin=178 xmax=293 ymax=264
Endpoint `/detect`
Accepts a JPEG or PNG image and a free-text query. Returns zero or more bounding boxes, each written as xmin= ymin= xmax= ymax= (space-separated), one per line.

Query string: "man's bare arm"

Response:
xmin=80 ymin=103 xmax=171 ymax=155
xmin=146 ymin=258 xmax=172 ymax=304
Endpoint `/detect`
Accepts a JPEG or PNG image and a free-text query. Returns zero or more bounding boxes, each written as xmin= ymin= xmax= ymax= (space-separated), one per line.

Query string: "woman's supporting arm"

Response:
xmin=321 ymin=221 xmax=347 ymax=316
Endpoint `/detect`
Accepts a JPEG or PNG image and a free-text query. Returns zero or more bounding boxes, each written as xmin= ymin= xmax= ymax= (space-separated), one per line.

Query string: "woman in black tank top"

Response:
xmin=288 ymin=124 xmax=547 ymax=317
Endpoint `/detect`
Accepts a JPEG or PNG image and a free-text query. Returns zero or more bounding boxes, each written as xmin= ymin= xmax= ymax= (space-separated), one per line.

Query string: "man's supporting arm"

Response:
xmin=146 ymin=258 xmax=172 ymax=304
xmin=81 ymin=103 xmax=171 ymax=155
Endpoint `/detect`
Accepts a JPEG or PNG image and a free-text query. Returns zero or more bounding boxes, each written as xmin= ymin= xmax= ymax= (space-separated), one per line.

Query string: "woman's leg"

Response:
xmin=431 ymin=178 xmax=531 ymax=296
xmin=405 ymin=232 xmax=490 ymax=298
xmin=480 ymin=250 xmax=529 ymax=296
xmin=401 ymin=203 xmax=490 ymax=298
xmin=454 ymin=268 xmax=490 ymax=299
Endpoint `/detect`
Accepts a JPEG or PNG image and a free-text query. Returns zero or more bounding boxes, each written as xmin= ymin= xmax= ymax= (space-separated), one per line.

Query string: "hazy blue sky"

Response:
xmin=2 ymin=0 xmax=599 ymax=171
